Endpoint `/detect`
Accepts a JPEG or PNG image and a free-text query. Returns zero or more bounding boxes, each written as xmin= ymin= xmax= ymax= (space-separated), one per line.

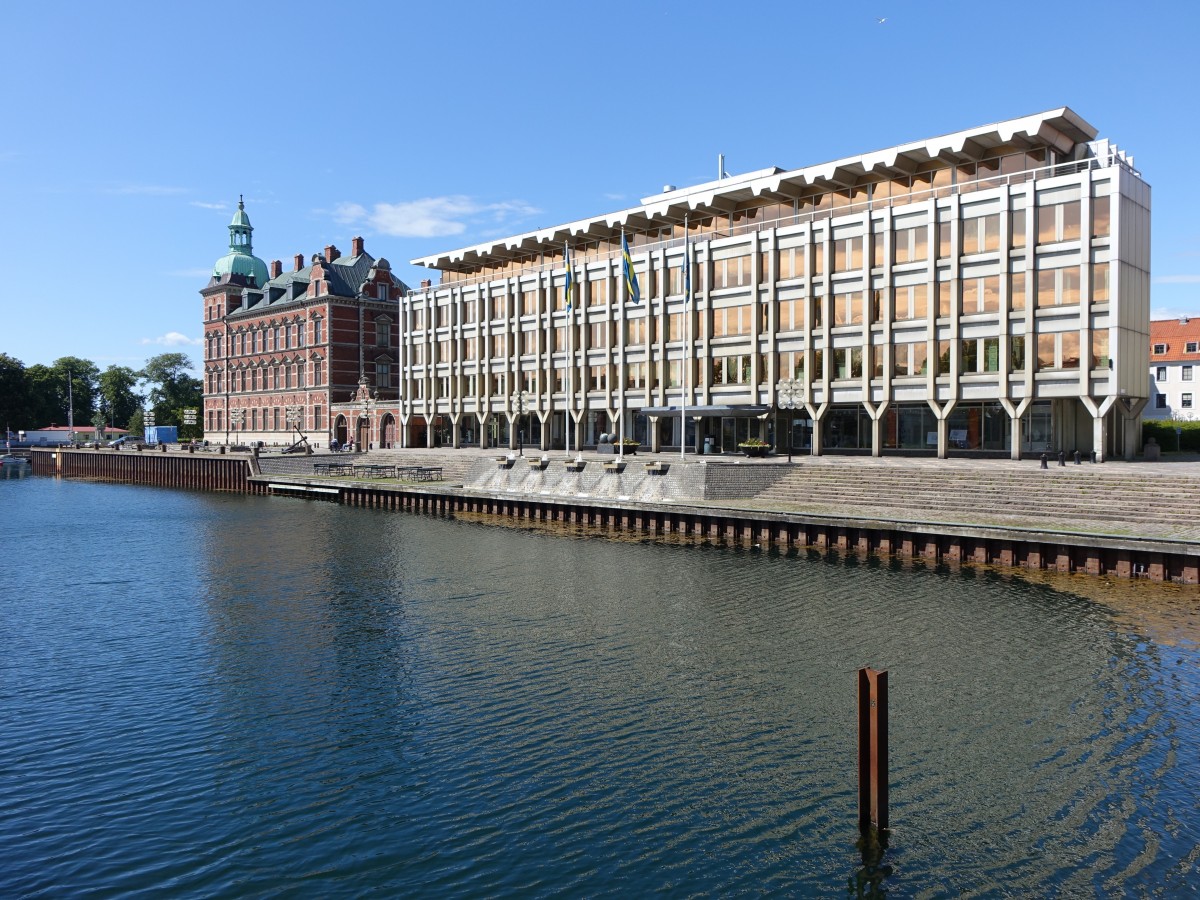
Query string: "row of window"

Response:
xmin=206 ymin=406 xmax=328 ymax=432
xmin=1153 ymin=341 xmax=1200 ymax=355
xmin=401 ymin=270 xmax=1110 ymax=363
xmin=413 ymin=199 xmax=1111 ymax=319
xmin=403 ymin=332 xmax=1109 ymax=400
xmin=1155 ymin=365 xmax=1194 ymax=382
xmin=206 ymin=359 xmax=396 ymax=393
xmin=411 ymin=261 xmax=1110 ymax=336
xmin=1155 ymin=394 xmax=1193 ymax=409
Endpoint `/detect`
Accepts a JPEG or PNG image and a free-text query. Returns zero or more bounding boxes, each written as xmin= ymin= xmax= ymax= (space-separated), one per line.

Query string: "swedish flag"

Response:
xmin=621 ymin=233 xmax=641 ymax=304
xmin=564 ymin=243 xmax=574 ymax=312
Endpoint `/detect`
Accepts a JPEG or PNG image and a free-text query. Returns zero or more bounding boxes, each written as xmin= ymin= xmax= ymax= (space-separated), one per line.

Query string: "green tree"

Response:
xmin=140 ymin=353 xmax=202 ymax=433
xmin=98 ymin=365 xmax=142 ymax=429
xmin=25 ymin=364 xmax=61 ymax=427
xmin=0 ymin=353 xmax=33 ymax=434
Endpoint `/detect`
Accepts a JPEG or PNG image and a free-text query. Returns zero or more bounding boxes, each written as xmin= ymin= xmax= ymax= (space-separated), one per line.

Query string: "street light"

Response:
xmin=511 ymin=389 xmax=534 ymax=456
xmin=777 ymin=378 xmax=804 ymax=464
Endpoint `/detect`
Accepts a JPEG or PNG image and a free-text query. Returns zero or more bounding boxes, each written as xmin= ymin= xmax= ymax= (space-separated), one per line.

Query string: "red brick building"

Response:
xmin=200 ymin=199 xmax=408 ymax=448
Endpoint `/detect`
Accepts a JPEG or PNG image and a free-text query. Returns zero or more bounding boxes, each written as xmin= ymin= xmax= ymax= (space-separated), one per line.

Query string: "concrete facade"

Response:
xmin=397 ymin=108 xmax=1150 ymax=461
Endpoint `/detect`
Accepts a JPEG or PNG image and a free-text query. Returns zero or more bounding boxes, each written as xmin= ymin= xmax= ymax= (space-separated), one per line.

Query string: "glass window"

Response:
xmin=1011 ymin=335 xmax=1026 ymax=371
xmin=1092 ymin=196 xmax=1110 ymax=238
xmin=938 ymin=282 xmax=954 ymax=318
xmin=1091 ymin=331 xmax=1109 ymax=369
xmin=1092 ymin=263 xmax=1110 ymax=303
xmin=1011 ymin=209 xmax=1026 ymax=248
xmin=1183 ymin=365 xmax=1193 ymax=381
xmin=1061 ymin=332 xmax=1080 ymax=369
xmin=1037 ymin=334 xmax=1056 ymax=370
xmin=937 ymin=340 xmax=951 ymax=375
xmin=1184 ymin=393 xmax=1194 ymax=409
xmin=1187 ymin=342 xmax=1198 ymax=353
xmin=1156 ymin=366 xmax=1167 ymax=382
xmin=589 ymin=279 xmax=607 ymax=307
xmin=983 ymin=337 xmax=1000 ymax=372
xmin=1156 ymin=395 xmax=1168 ymax=409
xmin=1153 ymin=343 xmax=1166 ymax=354
xmin=961 ymin=338 xmax=978 ymax=373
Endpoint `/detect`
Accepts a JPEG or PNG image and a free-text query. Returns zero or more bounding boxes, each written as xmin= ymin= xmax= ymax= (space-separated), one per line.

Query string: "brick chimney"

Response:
xmin=293 ymin=253 xmax=304 ymax=272
xmin=351 ymin=236 xmax=364 ymax=257
xmin=324 ymin=244 xmax=340 ymax=262
xmin=269 ymin=259 xmax=282 ymax=279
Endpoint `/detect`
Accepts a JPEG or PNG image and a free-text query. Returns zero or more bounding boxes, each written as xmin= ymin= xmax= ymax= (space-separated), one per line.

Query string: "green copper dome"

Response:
xmin=212 ymin=195 xmax=269 ymax=287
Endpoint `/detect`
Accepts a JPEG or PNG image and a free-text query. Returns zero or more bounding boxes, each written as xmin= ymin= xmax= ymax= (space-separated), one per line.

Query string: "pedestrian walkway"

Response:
xmin=258 ymin=446 xmax=1200 ymax=545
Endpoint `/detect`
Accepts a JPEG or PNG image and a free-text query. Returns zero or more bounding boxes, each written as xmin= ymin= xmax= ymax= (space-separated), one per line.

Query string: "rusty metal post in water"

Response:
xmin=857 ymin=667 xmax=888 ymax=834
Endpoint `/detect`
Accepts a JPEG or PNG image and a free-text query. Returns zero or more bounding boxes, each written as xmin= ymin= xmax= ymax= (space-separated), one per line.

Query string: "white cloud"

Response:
xmin=190 ymin=201 xmax=229 ymax=211
xmin=141 ymin=332 xmax=202 ymax=347
xmin=335 ymin=195 xmax=540 ymax=239
xmin=1154 ymin=274 xmax=1200 ymax=284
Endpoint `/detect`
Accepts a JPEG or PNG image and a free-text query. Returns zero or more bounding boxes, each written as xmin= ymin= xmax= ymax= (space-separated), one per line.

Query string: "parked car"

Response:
xmin=107 ymin=436 xmax=132 ymax=447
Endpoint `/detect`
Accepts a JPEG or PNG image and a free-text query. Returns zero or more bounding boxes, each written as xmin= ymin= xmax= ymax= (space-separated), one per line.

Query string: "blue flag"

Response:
xmin=564 ymin=244 xmax=574 ymax=312
xmin=621 ymin=233 xmax=641 ymax=304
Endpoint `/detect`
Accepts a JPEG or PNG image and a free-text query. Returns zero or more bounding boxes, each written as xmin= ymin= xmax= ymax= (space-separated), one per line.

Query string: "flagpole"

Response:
xmin=619 ymin=227 xmax=626 ymax=460
xmin=681 ymin=215 xmax=688 ymax=460
xmin=565 ymin=240 xmax=572 ymax=459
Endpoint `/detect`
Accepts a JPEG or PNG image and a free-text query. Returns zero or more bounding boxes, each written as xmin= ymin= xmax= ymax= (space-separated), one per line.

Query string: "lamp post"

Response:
xmin=777 ymin=378 xmax=804 ymax=464
xmin=229 ymin=407 xmax=245 ymax=444
xmin=511 ymin=389 xmax=534 ymax=456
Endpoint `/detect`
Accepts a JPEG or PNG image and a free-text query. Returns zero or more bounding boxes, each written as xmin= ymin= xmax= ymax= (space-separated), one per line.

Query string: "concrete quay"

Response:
xmin=254 ymin=447 xmax=1200 ymax=584
xmin=32 ymin=445 xmax=1200 ymax=583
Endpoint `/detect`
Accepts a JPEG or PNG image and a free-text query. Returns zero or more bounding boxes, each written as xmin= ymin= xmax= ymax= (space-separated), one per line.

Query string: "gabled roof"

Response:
xmin=1150 ymin=318 xmax=1200 ymax=363
xmin=412 ymin=107 xmax=1098 ymax=274
xmin=227 ymin=251 xmax=408 ymax=318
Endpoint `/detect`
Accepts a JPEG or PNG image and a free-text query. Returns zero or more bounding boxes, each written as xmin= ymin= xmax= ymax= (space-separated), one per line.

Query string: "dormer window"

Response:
xmin=1187 ymin=342 xmax=1198 ymax=353
xmin=377 ymin=283 xmax=389 ymax=301
xmin=1153 ymin=343 xmax=1167 ymax=354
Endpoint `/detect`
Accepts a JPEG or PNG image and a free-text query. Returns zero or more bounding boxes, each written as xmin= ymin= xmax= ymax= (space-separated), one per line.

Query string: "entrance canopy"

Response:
xmin=638 ymin=405 xmax=771 ymax=418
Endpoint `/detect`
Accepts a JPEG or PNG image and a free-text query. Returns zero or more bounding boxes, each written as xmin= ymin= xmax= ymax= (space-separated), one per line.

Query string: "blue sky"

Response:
xmin=2 ymin=0 xmax=1197 ymax=371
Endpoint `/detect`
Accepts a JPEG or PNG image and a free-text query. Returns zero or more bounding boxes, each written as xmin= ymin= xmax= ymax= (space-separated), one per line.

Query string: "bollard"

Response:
xmin=1074 ymin=450 xmax=1081 ymax=465
xmin=858 ymin=667 xmax=888 ymax=833
xmin=1058 ymin=450 xmax=1066 ymax=467
xmin=1091 ymin=450 xmax=1097 ymax=464
xmin=1040 ymin=453 xmax=1048 ymax=470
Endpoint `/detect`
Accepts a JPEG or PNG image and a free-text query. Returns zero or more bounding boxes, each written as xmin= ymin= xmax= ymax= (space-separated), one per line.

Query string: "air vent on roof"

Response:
xmin=662 ymin=185 xmax=676 ymax=193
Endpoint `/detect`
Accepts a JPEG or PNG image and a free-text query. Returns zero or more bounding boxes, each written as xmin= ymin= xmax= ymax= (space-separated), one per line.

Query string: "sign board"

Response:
xmin=949 ymin=429 xmax=968 ymax=442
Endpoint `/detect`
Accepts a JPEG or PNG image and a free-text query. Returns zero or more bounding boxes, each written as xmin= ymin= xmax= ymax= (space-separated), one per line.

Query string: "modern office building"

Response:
xmin=201 ymin=199 xmax=408 ymax=448
xmin=1146 ymin=316 xmax=1200 ymax=421
xmin=394 ymin=107 xmax=1149 ymax=460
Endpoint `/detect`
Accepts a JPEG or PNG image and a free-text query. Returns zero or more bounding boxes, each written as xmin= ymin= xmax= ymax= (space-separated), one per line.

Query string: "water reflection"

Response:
xmin=2 ymin=479 xmax=1198 ymax=896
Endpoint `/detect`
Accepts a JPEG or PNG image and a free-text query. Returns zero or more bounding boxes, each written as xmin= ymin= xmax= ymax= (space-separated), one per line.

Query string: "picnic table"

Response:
xmin=314 ymin=462 xmax=355 ymax=476
xmin=396 ymin=465 xmax=443 ymax=481
xmin=353 ymin=464 xmax=396 ymax=478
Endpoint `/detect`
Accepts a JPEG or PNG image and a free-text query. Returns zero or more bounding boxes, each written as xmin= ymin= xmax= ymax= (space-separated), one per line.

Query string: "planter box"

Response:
xmin=565 ymin=461 xmax=585 ymax=472
xmin=739 ymin=445 xmax=770 ymax=458
xmin=644 ymin=462 xmax=668 ymax=474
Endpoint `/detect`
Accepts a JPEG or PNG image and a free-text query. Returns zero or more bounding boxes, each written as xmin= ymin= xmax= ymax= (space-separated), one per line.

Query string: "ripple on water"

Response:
xmin=1 ymin=478 xmax=1199 ymax=896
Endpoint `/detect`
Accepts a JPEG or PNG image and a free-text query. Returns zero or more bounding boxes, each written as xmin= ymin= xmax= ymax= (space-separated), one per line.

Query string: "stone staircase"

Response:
xmin=750 ymin=460 xmax=1200 ymax=538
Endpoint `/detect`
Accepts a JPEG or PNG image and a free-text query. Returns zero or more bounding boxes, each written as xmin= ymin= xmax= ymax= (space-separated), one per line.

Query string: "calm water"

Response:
xmin=2 ymin=469 xmax=1198 ymax=897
